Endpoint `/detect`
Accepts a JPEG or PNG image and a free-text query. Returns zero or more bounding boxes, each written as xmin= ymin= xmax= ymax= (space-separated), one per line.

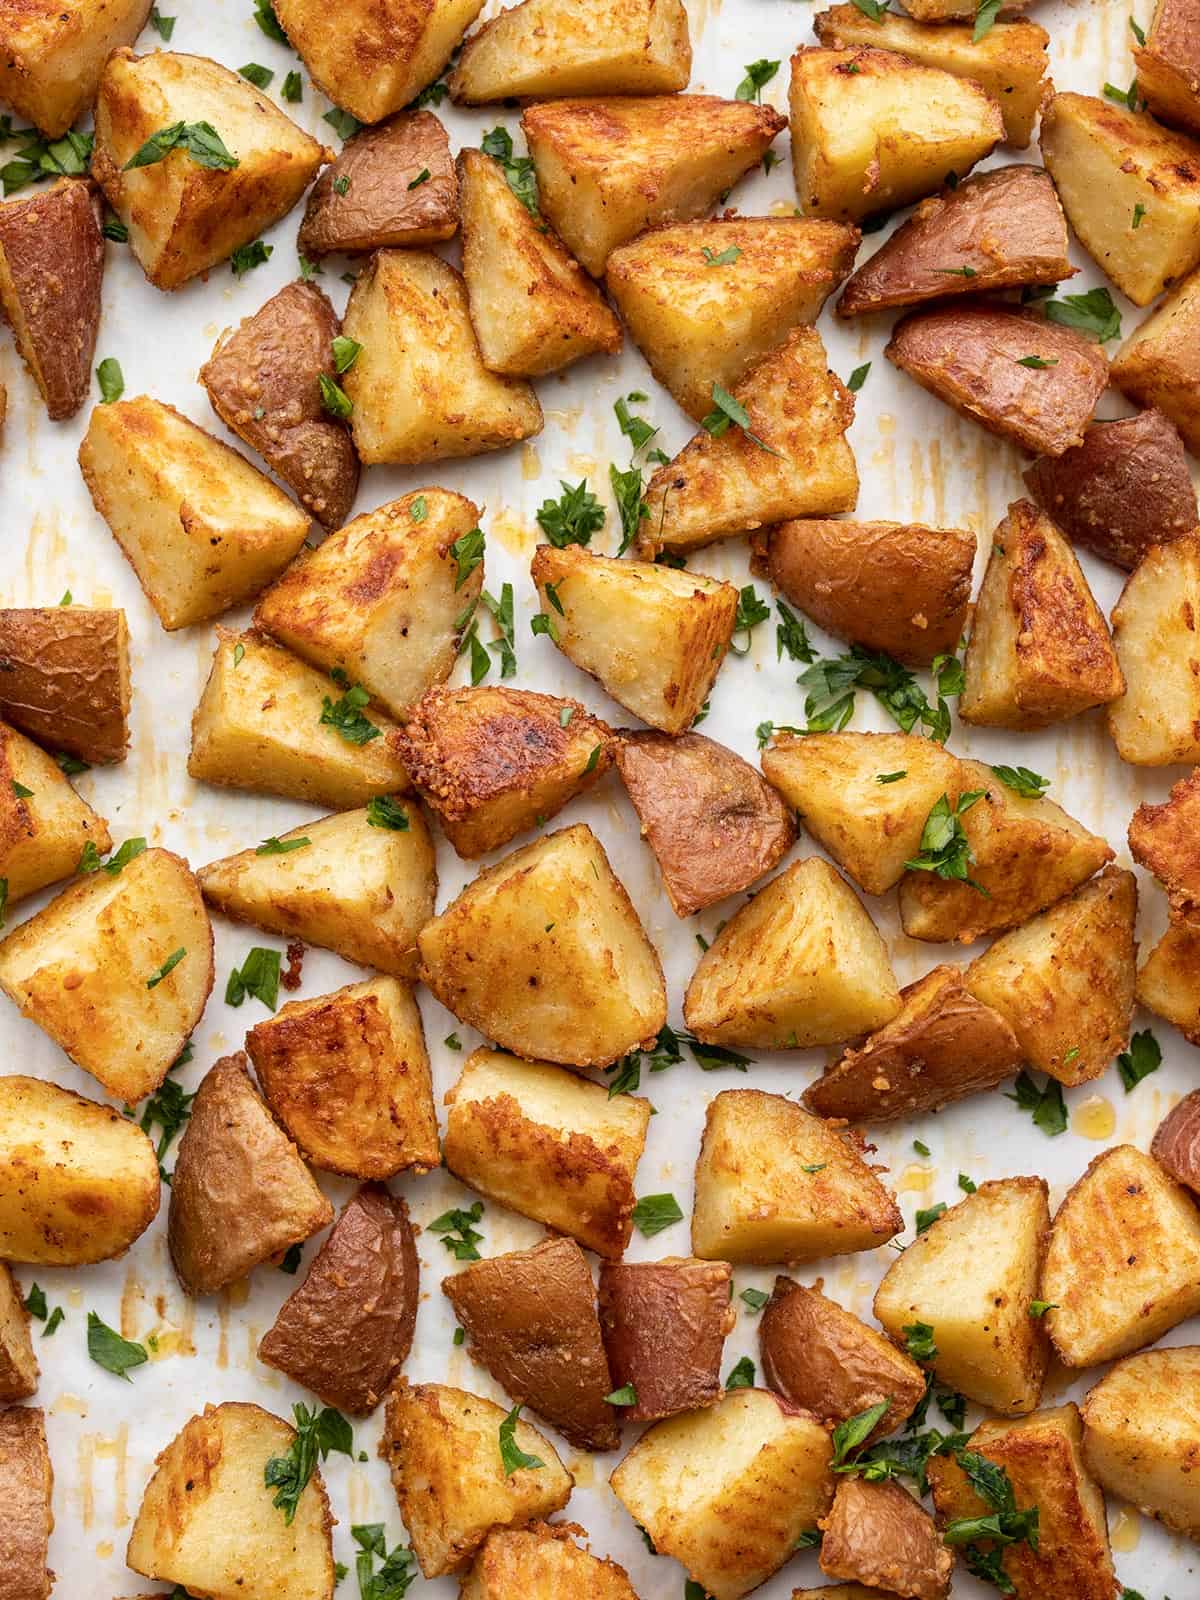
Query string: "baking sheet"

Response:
xmin=1 ymin=0 xmax=1195 ymax=1594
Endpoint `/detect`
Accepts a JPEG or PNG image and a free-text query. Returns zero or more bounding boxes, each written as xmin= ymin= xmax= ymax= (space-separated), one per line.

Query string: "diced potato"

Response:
xmin=341 ymin=249 xmax=541 ymax=464
xmin=903 ymin=0 xmax=1034 ymax=18
xmin=523 ymin=94 xmax=786 ymax=276
xmin=789 ymin=45 xmax=1002 ymax=222
xmin=610 ymin=1387 xmax=834 ymax=1600
xmin=0 ymin=1262 xmax=38 ymax=1400
xmin=188 ymin=630 xmax=411 ymax=809
xmin=598 ymin=1256 xmax=734 ymax=1422
xmin=793 ymin=1590 xmax=898 ymax=1600
xmin=245 ymin=978 xmax=439 ymax=1177
xmin=1152 ymin=1088 xmax=1200 ymax=1193
xmin=0 ymin=1405 xmax=52 ymax=1600
xmin=298 ymin=111 xmax=460 ymax=256
xmin=443 ymin=1048 xmax=651 ymax=1258
xmin=462 ymin=1524 xmax=639 ymax=1600
xmin=1137 ymin=922 xmax=1200 ymax=1042
xmin=0 ymin=605 xmax=130 ymax=765
xmin=1134 ymin=0 xmax=1200 ymax=138
xmin=78 ymin=397 xmax=311 ymax=631
xmin=1107 ymin=531 xmax=1200 ymax=764
xmin=606 ymin=218 xmax=859 ymax=421
xmin=0 ymin=0 xmax=150 ymax=135
xmin=1040 ymin=1144 xmax=1200 ymax=1366
xmin=0 ymin=720 xmax=110 ymax=904
xmin=380 ymin=1381 xmax=573 ymax=1578
xmin=691 ymin=1087 xmax=903 ymax=1265
xmin=1081 ymin=1346 xmax=1200 ymax=1540
xmin=818 ymin=1477 xmax=951 ymax=1600
xmin=875 ymin=1177 xmax=1051 ymax=1415
xmin=684 ymin=857 xmax=901 ymax=1050
xmin=126 ymin=1402 xmax=334 ymax=1600
xmin=92 ymin=49 xmax=328 ymax=291
xmin=1110 ymin=264 xmax=1200 ymax=451
xmin=640 ymin=327 xmax=859 ymax=556
xmin=530 ymin=544 xmax=737 ymax=734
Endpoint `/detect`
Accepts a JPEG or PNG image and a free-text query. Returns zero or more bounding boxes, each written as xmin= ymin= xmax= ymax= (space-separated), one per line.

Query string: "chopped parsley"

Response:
xmin=498 ymin=1404 xmax=544 ymax=1475
xmin=146 ymin=948 xmax=186 ymax=989
xmin=605 ymin=1384 xmax=637 ymax=1405
xmin=735 ymin=59 xmax=780 ymax=102
xmin=450 ymin=528 xmax=485 ymax=589
xmin=96 ymin=357 xmax=124 ymax=404
xmin=323 ymin=107 xmax=362 ymax=141
xmin=1117 ymin=1028 xmax=1161 ymax=1092
xmin=990 ymin=764 xmax=1049 ymax=798
xmin=150 ymin=7 xmax=176 ymax=38
xmin=238 ymin=63 xmax=274 ymax=88
xmin=225 ymin=946 xmax=281 ymax=1011
xmin=124 ymin=121 xmax=238 ymax=171
xmin=407 ymin=167 xmax=430 ymax=189
xmin=536 ymin=479 xmax=605 ymax=547
xmin=730 ymin=584 xmax=770 ymax=655
xmin=367 ymin=796 xmax=409 ymax=830
xmin=916 ymin=1203 xmax=947 ymax=1233
xmin=1042 ymin=286 xmax=1122 ymax=342
xmin=904 ymin=1322 xmax=938 ymax=1361
xmin=847 ymin=361 xmax=871 ymax=392
xmin=231 ymin=238 xmax=272 ymax=277
xmin=904 ymin=790 xmax=987 ymax=887
xmin=631 ymin=1192 xmax=683 ymax=1237
xmin=429 ymin=1201 xmax=485 ymax=1261
xmin=136 ymin=1074 xmax=196 ymax=1182
xmin=701 ymin=381 xmax=779 ymax=455
xmin=1016 ymin=354 xmax=1058 ymax=368
xmin=332 ymin=335 xmax=362 ymax=374
xmin=256 ymin=835 xmax=310 ymax=855
xmin=973 ymin=0 xmax=1002 ymax=40
xmin=480 ymin=126 xmax=538 ymax=216
xmin=318 ymin=372 xmax=353 ymax=419
xmin=776 ymin=600 xmax=815 ymax=663
xmin=350 ymin=1524 xmax=416 ymax=1598
xmin=87 ymin=1312 xmax=147 ymax=1380
xmin=725 ymin=1356 xmax=756 ymax=1389
xmin=320 ymin=678 xmax=379 ymax=744
xmin=79 ymin=836 xmax=146 ymax=876
xmin=282 ymin=70 xmax=302 ymax=102
xmin=252 ymin=0 xmax=288 ymax=41
xmin=740 ymin=1287 xmax=769 ymax=1313
xmin=702 ymin=244 xmax=742 ymax=266
xmin=265 ymin=1403 xmax=353 ymax=1524
xmin=1007 ymin=1070 xmax=1068 ymax=1137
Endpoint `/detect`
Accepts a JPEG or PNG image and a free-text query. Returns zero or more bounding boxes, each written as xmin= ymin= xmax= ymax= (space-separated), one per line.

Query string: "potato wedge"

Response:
xmin=793 ymin=1590 xmax=901 ymax=1600
xmin=168 ymin=1053 xmax=333 ymax=1297
xmin=0 ymin=1263 xmax=38 ymax=1401
xmin=0 ymin=0 xmax=149 ymax=134
xmin=684 ymin=857 xmax=901 ymax=1051
xmin=598 ymin=1256 xmax=734 ymax=1422
xmin=1081 ymin=1346 xmax=1200 ymax=1541
xmin=1107 ymin=532 xmax=1200 ymax=765
xmin=0 ymin=1406 xmax=52 ymax=1600
xmin=875 ymin=1177 xmax=1051 ymax=1415
xmin=1137 ymin=922 xmax=1200 ymax=1041
xmin=1152 ymin=1088 xmax=1200 ymax=1193
xmin=1134 ymin=0 xmax=1200 ymax=138
xmin=444 ymin=1235 xmax=618 ymax=1449
xmin=443 ymin=1048 xmax=651 ymax=1258
xmin=819 ymin=1477 xmax=951 ymax=1600
xmin=1130 ymin=770 xmax=1200 ymax=922
xmin=0 ymin=605 xmax=130 ymax=765
xmin=462 ymin=1523 xmax=638 ymax=1600
xmin=692 ymin=1088 xmax=903 ymax=1265
xmin=0 ymin=720 xmax=111 ymax=905
xmin=298 ymin=111 xmax=459 ymax=255
xmin=419 ymin=824 xmax=666 ymax=1067
xmin=523 ymin=94 xmax=786 ymax=276
xmin=0 ymin=1074 xmax=160 ymax=1265
xmin=1110 ymin=263 xmax=1200 ymax=450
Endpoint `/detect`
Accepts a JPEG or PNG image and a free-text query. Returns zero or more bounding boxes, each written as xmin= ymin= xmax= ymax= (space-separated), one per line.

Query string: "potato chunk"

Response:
xmin=421 ymin=825 xmax=665 ymax=1067
xmin=298 ymin=112 xmax=459 ymax=255
xmin=0 ymin=1264 xmax=37 ymax=1401
xmin=610 ymin=1387 xmax=834 ymax=1600
xmin=1110 ymin=264 xmax=1200 ymax=450
xmin=462 ymin=1523 xmax=638 ymax=1600
xmin=0 ymin=1406 xmax=52 ymax=1600
xmin=126 ymin=1401 xmax=334 ymax=1600
xmin=0 ymin=0 xmax=149 ymax=136
xmin=606 ymin=218 xmax=859 ymax=421
xmin=0 ymin=720 xmax=110 ymax=905
xmin=684 ymin=857 xmax=901 ymax=1051
xmin=819 ymin=1477 xmax=951 ymax=1600
xmin=692 ymin=1088 xmax=902 ymax=1265
xmin=1137 ymin=923 xmax=1200 ymax=1041
xmin=1041 ymin=1144 xmax=1200 ymax=1366
xmin=0 ymin=605 xmax=130 ymax=765
xmin=523 ymin=94 xmax=785 ymax=275
xmin=1152 ymin=1089 xmax=1200 ymax=1193
xmin=380 ymin=1381 xmax=572 ymax=1578
xmin=443 ymin=1049 xmax=651 ymax=1259
xmin=1134 ymin=0 xmax=1200 ymax=138
xmin=598 ymin=1256 xmax=734 ymax=1421
xmin=1107 ymin=532 xmax=1200 ymax=765
xmin=874 ymin=1177 xmax=1050 ymax=1415
xmin=79 ymin=398 xmax=311 ymax=631
xmin=1081 ymin=1347 xmax=1200 ymax=1540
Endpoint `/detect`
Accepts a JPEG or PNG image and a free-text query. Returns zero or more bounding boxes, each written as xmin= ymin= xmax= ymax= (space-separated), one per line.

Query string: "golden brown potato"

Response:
xmin=1152 ymin=1089 xmax=1200 ymax=1193
xmin=692 ymin=1088 xmax=903 ymax=1265
xmin=523 ymin=94 xmax=786 ymax=276
xmin=804 ymin=964 xmax=1023 ymax=1123
xmin=443 ymin=1048 xmax=651 ymax=1259
xmin=461 ymin=1523 xmax=638 ymax=1600
xmin=444 ymin=1235 xmax=618 ymax=1450
xmin=0 ymin=1406 xmax=52 ymax=1600
xmin=1137 ymin=922 xmax=1200 ymax=1040
xmin=0 ymin=0 xmax=149 ymax=135
xmin=0 ymin=1263 xmax=37 ymax=1402
xmin=1130 ymin=769 xmax=1200 ymax=922
xmin=393 ymin=685 xmax=613 ymax=858
xmin=380 ymin=1381 xmax=573 ymax=1579
xmin=0 ymin=720 xmax=110 ymax=905
xmin=0 ymin=605 xmax=130 ymax=765
xmin=168 ymin=1054 xmax=333 ymax=1297
xmin=598 ymin=1256 xmax=734 ymax=1422
xmin=1081 ymin=1346 xmax=1200 ymax=1541
xmin=258 ymin=1185 xmax=418 ymax=1415
xmin=606 ymin=218 xmax=859 ymax=421
xmin=818 ymin=1477 xmax=951 ymax=1600
xmin=1134 ymin=0 xmax=1200 ymax=138
xmin=298 ymin=111 xmax=459 ymax=256
xmin=1110 ymin=263 xmax=1200 ymax=450
xmin=1108 ymin=532 xmax=1200 ymax=765
xmin=793 ymin=1589 xmax=900 ymax=1600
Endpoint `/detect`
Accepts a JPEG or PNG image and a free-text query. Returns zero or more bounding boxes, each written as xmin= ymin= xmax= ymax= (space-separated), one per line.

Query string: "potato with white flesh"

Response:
xmin=684 ymin=857 xmax=901 ymax=1050
xmin=0 ymin=0 xmax=149 ymax=135
xmin=804 ymin=965 xmax=1023 ymax=1123
xmin=1138 ymin=923 xmax=1200 ymax=1041
xmin=793 ymin=1591 xmax=902 ymax=1600
xmin=1153 ymin=1090 xmax=1200 ymax=1193
xmin=457 ymin=148 xmax=622 ymax=377
xmin=1081 ymin=1346 xmax=1200 ymax=1541
xmin=904 ymin=0 xmax=1034 ymax=16
xmin=0 ymin=1406 xmax=53 ymax=1600
xmin=0 ymin=1263 xmax=37 ymax=1400
xmin=380 ymin=1381 xmax=572 ymax=1579
xmin=0 ymin=720 xmax=110 ymax=904
xmin=254 ymin=490 xmax=483 ymax=722
xmin=1108 ymin=532 xmax=1200 ymax=765
xmin=599 ymin=1257 xmax=735 ymax=1423
xmin=421 ymin=825 xmax=665 ymax=1066
xmin=819 ymin=1477 xmax=951 ymax=1600
xmin=78 ymin=398 xmax=311 ymax=631
xmin=639 ymin=328 xmax=859 ymax=557
xmin=0 ymin=605 xmax=130 ymax=765
xmin=245 ymin=978 xmax=439 ymax=1176
xmin=188 ymin=630 xmax=411 ymax=809
xmin=126 ymin=1401 xmax=335 ymax=1600
xmin=610 ymin=1386 xmax=834 ymax=1600
xmin=692 ymin=1088 xmax=903 ymax=1265
xmin=1110 ymin=265 xmax=1200 ymax=451
xmin=606 ymin=218 xmax=859 ymax=421
xmin=342 ymin=250 xmax=541 ymax=465
xmin=298 ymin=112 xmax=459 ymax=256
xmin=522 ymin=95 xmax=786 ymax=276
xmin=1134 ymin=0 xmax=1200 ymax=138
xmin=875 ymin=1177 xmax=1051 ymax=1415
xmin=92 ymin=49 xmax=328 ymax=291
xmin=443 ymin=1049 xmax=651 ymax=1259
xmin=1041 ymin=1144 xmax=1200 ymax=1366
xmin=462 ymin=1524 xmax=639 ymax=1600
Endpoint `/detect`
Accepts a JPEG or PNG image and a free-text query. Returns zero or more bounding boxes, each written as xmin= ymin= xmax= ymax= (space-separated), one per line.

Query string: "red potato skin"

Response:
xmin=820 ymin=1476 xmax=953 ymax=1600
xmin=598 ymin=1257 xmax=735 ymax=1422
xmin=298 ymin=112 xmax=459 ymax=255
xmin=1151 ymin=1089 xmax=1200 ymax=1197
xmin=0 ymin=606 xmax=130 ymax=764
xmin=1134 ymin=0 xmax=1200 ymax=137
xmin=0 ymin=1405 xmax=52 ymax=1600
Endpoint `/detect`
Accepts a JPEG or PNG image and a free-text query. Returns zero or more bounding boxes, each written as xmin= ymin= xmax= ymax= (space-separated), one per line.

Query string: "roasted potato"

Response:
xmin=0 ymin=720 xmax=110 ymax=905
xmin=126 ymin=1401 xmax=335 ymax=1600
xmin=1110 ymin=263 xmax=1200 ymax=450
xmin=640 ymin=327 xmax=859 ymax=557
xmin=443 ymin=1048 xmax=652 ymax=1259
xmin=380 ymin=1381 xmax=573 ymax=1579
xmin=530 ymin=544 xmax=737 ymax=734
xmin=0 ymin=178 xmax=103 ymax=420
xmin=818 ymin=1477 xmax=951 ymax=1600
xmin=258 ymin=1185 xmax=418 ymax=1414
xmin=419 ymin=824 xmax=667 ymax=1067
xmin=0 ymin=845 xmax=212 ymax=1104
xmin=444 ymin=1234 xmax=618 ymax=1450
xmin=168 ymin=1053 xmax=333 ymax=1297
xmin=684 ymin=857 xmax=901 ymax=1051
xmin=691 ymin=1088 xmax=903 ymax=1265
xmin=874 ymin=1177 xmax=1051 ymax=1415
xmin=1134 ymin=0 xmax=1200 ymax=138
xmin=804 ymin=964 xmax=1023 ymax=1123
xmin=0 ymin=604 xmax=130 ymax=765
xmin=1137 ymin=922 xmax=1200 ymax=1041
xmin=298 ymin=111 xmax=459 ymax=256
xmin=610 ymin=1386 xmax=834 ymax=1600
xmin=0 ymin=1406 xmax=52 ymax=1600
xmin=92 ymin=48 xmax=328 ymax=291
xmin=0 ymin=1074 xmax=160 ymax=1264
xmin=606 ymin=218 xmax=859 ymax=421
xmin=1107 ymin=532 xmax=1200 ymax=765
xmin=523 ymin=94 xmax=786 ymax=276
xmin=1130 ymin=770 xmax=1200 ymax=922
xmin=393 ymin=685 xmax=614 ymax=858
xmin=1040 ymin=1143 xmax=1200 ymax=1366
xmin=1081 ymin=1346 xmax=1200 ymax=1541
xmin=462 ymin=1523 xmax=638 ymax=1600
xmin=597 ymin=1256 xmax=734 ymax=1422
xmin=1153 ymin=1089 xmax=1200 ymax=1194
xmin=0 ymin=0 xmax=149 ymax=135
xmin=457 ymin=147 xmax=622 ymax=377
xmin=0 ymin=1263 xmax=38 ymax=1401
xmin=79 ymin=398 xmax=312 ymax=631
xmin=245 ymin=977 xmax=439 ymax=1176
xmin=904 ymin=0 xmax=1033 ymax=16
xmin=793 ymin=1590 xmax=901 ymax=1600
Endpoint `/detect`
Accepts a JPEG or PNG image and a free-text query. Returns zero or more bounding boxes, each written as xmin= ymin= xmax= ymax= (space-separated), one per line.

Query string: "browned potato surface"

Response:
xmin=1152 ymin=1088 xmax=1200 ymax=1194
xmin=1138 ymin=922 xmax=1200 ymax=1040
xmin=461 ymin=1523 xmax=639 ymax=1600
xmin=1129 ymin=768 xmax=1200 ymax=922
xmin=0 ymin=1406 xmax=52 ymax=1600
xmin=1134 ymin=0 xmax=1200 ymax=137
xmin=0 ymin=0 xmax=151 ymax=136
xmin=598 ymin=1256 xmax=734 ymax=1422
xmin=0 ymin=605 xmax=130 ymax=764
xmin=1110 ymin=264 xmax=1200 ymax=451
xmin=1081 ymin=1346 xmax=1200 ymax=1541
xmin=819 ymin=1477 xmax=951 ymax=1600
xmin=298 ymin=111 xmax=459 ymax=255
xmin=1108 ymin=530 xmax=1200 ymax=765
xmin=0 ymin=720 xmax=111 ymax=905
xmin=0 ymin=1262 xmax=37 ymax=1401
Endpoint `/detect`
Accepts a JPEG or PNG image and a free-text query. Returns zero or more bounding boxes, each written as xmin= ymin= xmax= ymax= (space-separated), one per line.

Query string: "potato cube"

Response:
xmin=1134 ymin=0 xmax=1200 ymax=138
xmin=0 ymin=1263 xmax=38 ymax=1401
xmin=818 ymin=1477 xmax=951 ymax=1600
xmin=1138 ymin=923 xmax=1200 ymax=1041
xmin=462 ymin=1524 xmax=638 ymax=1600
xmin=0 ymin=720 xmax=111 ymax=905
xmin=1152 ymin=1088 xmax=1200 ymax=1193
xmin=1110 ymin=264 xmax=1200 ymax=451
xmin=0 ymin=0 xmax=150 ymax=135
xmin=1108 ymin=531 xmax=1200 ymax=764
xmin=298 ymin=112 xmax=460 ymax=256
xmin=0 ymin=605 xmax=130 ymax=765
xmin=1081 ymin=1346 xmax=1200 ymax=1540
xmin=0 ymin=1406 xmax=52 ymax=1600
xmin=598 ymin=1256 xmax=734 ymax=1421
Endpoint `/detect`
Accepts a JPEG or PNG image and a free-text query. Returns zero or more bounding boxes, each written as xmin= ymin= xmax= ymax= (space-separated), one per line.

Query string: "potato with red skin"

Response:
xmin=598 ymin=1256 xmax=734 ymax=1422
xmin=1134 ymin=0 xmax=1200 ymax=138
xmin=1152 ymin=1090 xmax=1200 ymax=1196
xmin=299 ymin=112 xmax=459 ymax=256
xmin=0 ymin=606 xmax=130 ymax=764
xmin=0 ymin=1406 xmax=53 ymax=1600
xmin=0 ymin=1263 xmax=37 ymax=1401
xmin=819 ymin=1478 xmax=951 ymax=1600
